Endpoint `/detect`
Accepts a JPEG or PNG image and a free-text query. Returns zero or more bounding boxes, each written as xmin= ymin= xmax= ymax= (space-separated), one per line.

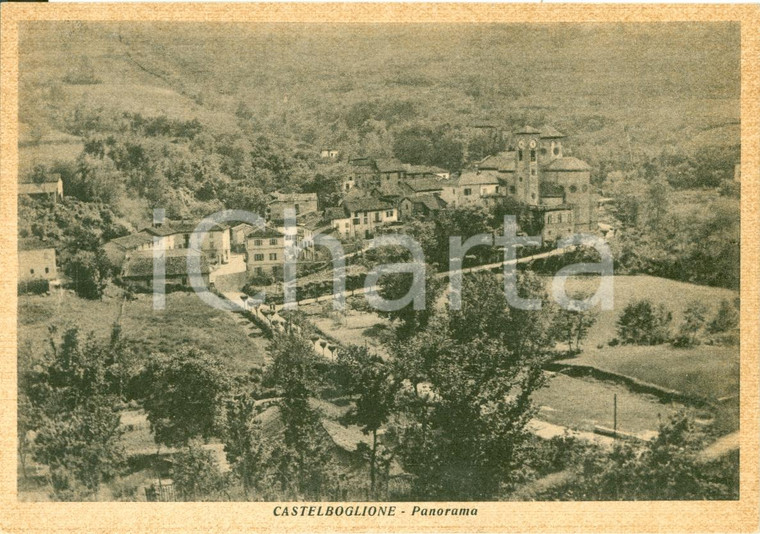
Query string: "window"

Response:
xmin=386 ymin=210 xmax=394 ymax=217
xmin=253 ymin=254 xmax=264 ymax=261
xmin=255 ymin=267 xmax=263 ymax=275
xmin=254 ymin=239 xmax=263 ymax=246
xmin=518 ymin=150 xmax=523 ymax=161
xmin=509 ymin=186 xmax=516 ymax=194
xmin=45 ymin=267 xmax=49 ymax=274
xmin=540 ymin=148 xmax=547 ymax=155
xmin=531 ymin=168 xmax=536 ymax=176
xmin=530 ymin=149 xmax=536 ymax=162
xmin=582 ymin=184 xmax=588 ymax=192
xmin=531 ymin=193 xmax=536 ymax=200
xmin=269 ymin=253 xmax=277 ymax=261
xmin=553 ymin=146 xmax=560 ymax=156
xmin=353 ymin=218 xmax=360 ymax=225
xmin=285 ymin=235 xmax=294 ymax=241
xmin=363 ymin=217 xmax=368 ymax=224
xmin=558 ymin=214 xmax=563 ymax=223
xmin=269 ymin=238 xmax=278 ymax=245
xmin=345 ymin=222 xmax=349 ymax=228
xmin=547 ymin=215 xmax=553 ymax=224
xmin=374 ymin=213 xmax=381 ymax=222
xmin=464 ymin=188 xmax=472 ymax=196
xmin=569 ymin=185 xmax=578 ymax=193
xmin=30 ymin=269 xmax=34 ymax=275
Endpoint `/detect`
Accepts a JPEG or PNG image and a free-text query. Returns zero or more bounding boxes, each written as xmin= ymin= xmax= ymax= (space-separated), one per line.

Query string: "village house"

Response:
xmin=141 ymin=219 xmax=232 ymax=265
xmin=18 ymin=173 xmax=63 ymax=203
xmin=18 ymin=238 xmax=59 ymax=289
xmin=265 ymin=191 xmax=319 ymax=221
xmin=405 ymin=165 xmax=451 ymax=180
xmin=245 ymin=225 xmax=286 ymax=276
xmin=122 ymin=249 xmax=210 ymax=291
xmin=103 ymin=232 xmax=154 ymax=269
xmin=327 ymin=197 xmax=398 ymax=240
xmin=230 ymin=223 xmax=253 ymax=252
xmin=441 ymin=171 xmax=501 ymax=207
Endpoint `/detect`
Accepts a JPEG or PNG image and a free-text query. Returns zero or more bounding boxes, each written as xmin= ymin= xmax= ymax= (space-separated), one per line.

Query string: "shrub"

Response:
xmin=616 ymin=299 xmax=672 ymax=345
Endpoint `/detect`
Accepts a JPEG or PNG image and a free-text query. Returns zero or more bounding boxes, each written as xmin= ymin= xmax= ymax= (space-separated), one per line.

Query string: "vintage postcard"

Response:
xmin=0 ymin=3 xmax=758 ymax=533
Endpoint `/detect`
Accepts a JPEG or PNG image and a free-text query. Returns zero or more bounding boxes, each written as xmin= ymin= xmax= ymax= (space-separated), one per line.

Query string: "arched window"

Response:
xmin=553 ymin=146 xmax=560 ymax=156
xmin=569 ymin=185 xmax=578 ymax=193
xmin=518 ymin=150 xmax=523 ymax=161
xmin=530 ymin=149 xmax=536 ymax=162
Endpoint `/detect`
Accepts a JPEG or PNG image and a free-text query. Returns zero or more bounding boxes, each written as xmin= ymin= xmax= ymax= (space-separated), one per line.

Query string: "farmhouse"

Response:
xmin=122 ymin=249 xmax=210 ymax=291
xmin=103 ymin=232 xmax=154 ymax=268
xmin=18 ymin=238 xmax=58 ymax=285
xmin=142 ymin=219 xmax=231 ymax=265
xmin=266 ymin=191 xmax=319 ymax=221
xmin=327 ymin=197 xmax=398 ymax=239
xmin=18 ymin=173 xmax=63 ymax=203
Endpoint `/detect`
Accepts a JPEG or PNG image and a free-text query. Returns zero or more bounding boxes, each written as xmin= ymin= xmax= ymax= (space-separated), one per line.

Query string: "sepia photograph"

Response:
xmin=2 ymin=4 xmax=758 ymax=531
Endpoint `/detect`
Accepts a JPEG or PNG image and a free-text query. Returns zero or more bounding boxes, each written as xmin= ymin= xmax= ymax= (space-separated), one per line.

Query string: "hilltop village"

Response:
xmin=23 ymin=125 xmax=590 ymax=292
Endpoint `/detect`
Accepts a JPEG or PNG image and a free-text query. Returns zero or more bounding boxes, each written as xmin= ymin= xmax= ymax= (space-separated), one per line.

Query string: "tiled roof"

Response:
xmin=106 ymin=232 xmax=154 ymax=250
xmin=123 ymin=249 xmax=210 ymax=279
xmin=403 ymin=178 xmax=445 ymax=193
xmin=544 ymin=157 xmax=591 ymax=172
xmin=375 ymin=159 xmax=406 ymax=173
xmin=515 ymin=125 xmax=542 ymax=135
xmin=478 ymin=151 xmax=516 ymax=172
xmin=539 ymin=125 xmax=565 ymax=139
xmin=19 ymin=173 xmax=61 ymax=185
xmin=414 ymin=194 xmax=447 ymax=211
xmin=246 ymin=225 xmax=284 ymax=238
xmin=458 ymin=171 xmax=500 ymax=186
xmin=344 ymin=196 xmax=394 ymax=213
xmin=18 ymin=237 xmax=55 ymax=251
xmin=324 ymin=206 xmax=348 ymax=221
xmin=143 ymin=220 xmax=229 ymax=237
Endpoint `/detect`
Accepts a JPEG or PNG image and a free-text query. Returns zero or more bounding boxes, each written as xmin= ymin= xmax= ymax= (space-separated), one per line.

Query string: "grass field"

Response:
xmin=533 ymin=373 xmax=685 ymax=437
xmin=18 ymin=288 xmax=267 ymax=373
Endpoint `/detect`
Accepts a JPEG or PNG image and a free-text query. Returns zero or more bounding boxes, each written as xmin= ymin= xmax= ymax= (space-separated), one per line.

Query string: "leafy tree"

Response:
xmin=616 ymin=299 xmax=672 ymax=345
xmin=376 ymin=264 xmax=444 ymax=340
xmin=708 ymin=298 xmax=740 ymax=334
xmin=338 ymin=346 xmax=397 ymax=496
xmin=34 ymin=400 xmax=125 ymax=499
xmin=672 ymin=300 xmax=709 ymax=347
xmin=172 ymin=439 xmax=228 ymax=501
xmin=552 ymin=306 xmax=598 ymax=353
xmin=138 ymin=348 xmax=231 ymax=448
xmin=546 ymin=412 xmax=738 ymax=500
xmin=65 ymin=249 xmax=111 ymax=299
xmin=21 ymin=328 xmax=126 ymax=499
xmin=392 ymin=271 xmax=558 ymax=499
xmin=264 ymin=332 xmax=321 ymax=399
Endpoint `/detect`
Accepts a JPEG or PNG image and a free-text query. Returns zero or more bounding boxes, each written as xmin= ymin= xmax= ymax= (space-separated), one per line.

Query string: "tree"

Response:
xmin=392 ymin=272 xmax=559 ymax=499
xmin=708 ymin=298 xmax=739 ymax=334
xmin=264 ymin=333 xmax=335 ymax=499
xmin=672 ymin=300 xmax=709 ymax=347
xmin=172 ymin=439 xmax=227 ymax=501
xmin=34 ymin=400 xmax=125 ymax=499
xmin=65 ymin=249 xmax=111 ymax=299
xmin=138 ymin=348 xmax=231 ymax=448
xmin=553 ymin=306 xmax=598 ymax=353
xmin=21 ymin=328 xmax=126 ymax=499
xmin=616 ymin=299 xmax=672 ymax=345
xmin=546 ymin=412 xmax=738 ymax=500
xmin=376 ymin=264 xmax=444 ymax=340
xmin=338 ymin=346 xmax=397 ymax=496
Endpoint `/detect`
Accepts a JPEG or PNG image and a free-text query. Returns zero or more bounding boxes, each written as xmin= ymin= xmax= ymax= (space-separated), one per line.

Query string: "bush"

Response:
xmin=18 ymin=278 xmax=50 ymax=295
xmin=616 ymin=299 xmax=672 ymax=345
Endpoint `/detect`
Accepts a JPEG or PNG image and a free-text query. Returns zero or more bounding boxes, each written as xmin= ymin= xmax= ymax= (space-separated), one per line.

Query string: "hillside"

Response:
xmin=19 ymin=22 xmax=740 ymax=172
